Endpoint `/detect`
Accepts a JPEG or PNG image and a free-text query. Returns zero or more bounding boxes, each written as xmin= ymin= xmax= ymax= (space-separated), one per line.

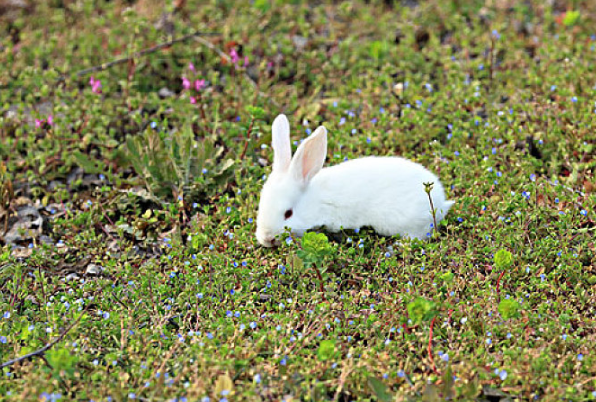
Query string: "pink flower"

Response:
xmin=189 ymin=62 xmax=195 ymax=72
xmin=190 ymin=97 xmax=197 ymax=104
xmin=194 ymin=79 xmax=205 ymax=91
xmin=244 ymin=56 xmax=249 ymax=67
xmin=90 ymin=76 xmax=102 ymax=93
xmin=35 ymin=119 xmax=43 ymax=128
xmin=47 ymin=115 xmax=54 ymax=126
xmin=181 ymin=77 xmax=191 ymax=90
xmin=230 ymin=48 xmax=239 ymax=64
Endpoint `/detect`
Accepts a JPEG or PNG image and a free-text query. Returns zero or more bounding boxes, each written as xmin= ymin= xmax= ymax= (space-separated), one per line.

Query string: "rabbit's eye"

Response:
xmin=284 ymin=209 xmax=293 ymax=220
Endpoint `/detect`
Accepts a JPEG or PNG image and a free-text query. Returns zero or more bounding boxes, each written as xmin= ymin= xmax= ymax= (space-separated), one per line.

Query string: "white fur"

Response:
xmin=256 ymin=114 xmax=454 ymax=247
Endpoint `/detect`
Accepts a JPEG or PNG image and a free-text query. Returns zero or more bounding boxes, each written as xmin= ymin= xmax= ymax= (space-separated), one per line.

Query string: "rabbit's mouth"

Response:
xmin=256 ymin=230 xmax=278 ymax=247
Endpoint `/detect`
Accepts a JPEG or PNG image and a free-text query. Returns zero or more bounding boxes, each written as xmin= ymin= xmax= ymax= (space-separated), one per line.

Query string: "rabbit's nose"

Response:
xmin=257 ymin=231 xmax=276 ymax=247
xmin=263 ymin=237 xmax=279 ymax=247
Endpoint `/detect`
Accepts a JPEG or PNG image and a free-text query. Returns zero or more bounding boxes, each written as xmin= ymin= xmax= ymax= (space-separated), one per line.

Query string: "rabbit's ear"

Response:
xmin=289 ymin=126 xmax=327 ymax=184
xmin=271 ymin=114 xmax=291 ymax=171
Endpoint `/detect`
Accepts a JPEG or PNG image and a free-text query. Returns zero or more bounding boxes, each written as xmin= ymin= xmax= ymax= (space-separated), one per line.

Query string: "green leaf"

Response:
xmin=317 ymin=339 xmax=337 ymax=361
xmin=367 ymin=376 xmax=393 ymax=402
xmin=72 ymin=151 xmax=101 ymax=174
xmin=494 ymin=249 xmax=513 ymax=270
xmin=407 ymin=297 xmax=436 ymax=324
xmin=245 ymin=106 xmax=266 ymax=120
xmin=45 ymin=347 xmax=78 ymax=378
xmin=563 ymin=10 xmax=580 ymax=27
xmin=498 ymin=298 xmax=520 ymax=320
xmin=301 ymin=232 xmax=334 ymax=264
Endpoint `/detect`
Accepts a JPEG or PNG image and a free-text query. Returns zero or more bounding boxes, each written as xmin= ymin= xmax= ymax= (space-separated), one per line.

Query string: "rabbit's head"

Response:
xmin=256 ymin=114 xmax=327 ymax=247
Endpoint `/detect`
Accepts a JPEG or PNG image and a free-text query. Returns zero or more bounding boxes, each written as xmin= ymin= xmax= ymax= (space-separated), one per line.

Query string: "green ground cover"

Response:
xmin=0 ymin=0 xmax=595 ymax=400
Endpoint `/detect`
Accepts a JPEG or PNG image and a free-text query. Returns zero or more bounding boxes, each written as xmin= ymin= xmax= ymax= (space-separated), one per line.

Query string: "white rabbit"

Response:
xmin=255 ymin=114 xmax=454 ymax=247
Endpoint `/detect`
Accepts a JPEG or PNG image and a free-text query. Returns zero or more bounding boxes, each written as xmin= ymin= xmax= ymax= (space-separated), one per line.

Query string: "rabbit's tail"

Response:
xmin=435 ymin=200 xmax=455 ymax=222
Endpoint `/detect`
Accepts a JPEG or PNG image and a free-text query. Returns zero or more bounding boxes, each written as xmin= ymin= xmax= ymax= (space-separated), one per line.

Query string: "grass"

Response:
xmin=1 ymin=0 xmax=595 ymax=400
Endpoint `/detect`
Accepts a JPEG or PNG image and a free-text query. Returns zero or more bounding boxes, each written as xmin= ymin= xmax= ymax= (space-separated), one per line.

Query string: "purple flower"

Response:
xmin=182 ymin=77 xmax=191 ymax=90
xmin=230 ymin=49 xmax=240 ymax=64
xmin=195 ymin=79 xmax=206 ymax=91
xmin=90 ymin=77 xmax=102 ymax=93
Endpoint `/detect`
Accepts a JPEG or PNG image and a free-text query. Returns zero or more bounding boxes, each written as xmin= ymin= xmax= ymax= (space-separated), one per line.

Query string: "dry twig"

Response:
xmin=0 ymin=307 xmax=88 ymax=369
xmin=58 ymin=30 xmax=220 ymax=82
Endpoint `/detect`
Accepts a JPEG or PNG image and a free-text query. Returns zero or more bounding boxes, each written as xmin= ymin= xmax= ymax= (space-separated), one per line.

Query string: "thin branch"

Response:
xmin=58 ymin=31 xmax=221 ymax=82
xmin=0 ymin=307 xmax=88 ymax=369
xmin=496 ymin=269 xmax=506 ymax=303
xmin=424 ymin=182 xmax=439 ymax=234
xmin=428 ymin=316 xmax=438 ymax=374
xmin=193 ymin=35 xmax=280 ymax=108
xmin=238 ymin=114 xmax=255 ymax=160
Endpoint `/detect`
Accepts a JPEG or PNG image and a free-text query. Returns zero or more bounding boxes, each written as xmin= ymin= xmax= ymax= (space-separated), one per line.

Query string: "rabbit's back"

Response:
xmin=306 ymin=156 xmax=452 ymax=239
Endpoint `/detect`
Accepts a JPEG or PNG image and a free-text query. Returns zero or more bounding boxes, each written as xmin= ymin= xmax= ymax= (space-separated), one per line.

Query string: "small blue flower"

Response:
xmin=571 ymin=96 xmax=578 ymax=103
xmin=550 ymin=85 xmax=556 ymax=91
xmin=397 ymin=370 xmax=405 ymax=378
xmin=492 ymin=29 xmax=500 ymax=40
xmin=305 ymin=128 xmax=312 ymax=135
xmin=250 ymin=322 xmax=257 ymax=329
xmin=578 ymin=353 xmax=584 ymax=361
xmin=0 ymin=336 xmax=7 ymax=344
